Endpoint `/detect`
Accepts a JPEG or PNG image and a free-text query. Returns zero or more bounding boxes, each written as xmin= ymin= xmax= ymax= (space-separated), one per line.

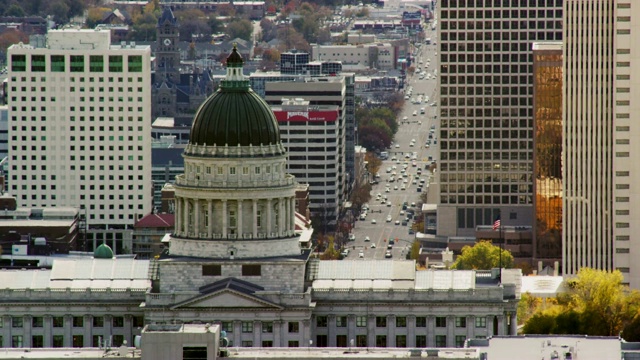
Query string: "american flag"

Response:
xmin=493 ymin=216 xmax=501 ymax=231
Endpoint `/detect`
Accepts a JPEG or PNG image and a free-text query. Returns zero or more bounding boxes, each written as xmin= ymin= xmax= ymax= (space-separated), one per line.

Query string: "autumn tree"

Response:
xmin=451 ymin=240 xmax=514 ymax=270
xmin=319 ymin=235 xmax=340 ymax=260
xmin=522 ymin=268 xmax=640 ymax=339
xmin=364 ymin=152 xmax=382 ymax=176
xmin=410 ymin=240 xmax=421 ymax=261
xmin=349 ymin=182 xmax=372 ymax=212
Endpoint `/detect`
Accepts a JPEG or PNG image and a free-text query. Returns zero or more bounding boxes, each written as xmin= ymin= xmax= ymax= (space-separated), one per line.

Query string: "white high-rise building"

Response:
xmin=7 ymin=30 xmax=152 ymax=251
xmin=563 ymin=0 xmax=640 ymax=287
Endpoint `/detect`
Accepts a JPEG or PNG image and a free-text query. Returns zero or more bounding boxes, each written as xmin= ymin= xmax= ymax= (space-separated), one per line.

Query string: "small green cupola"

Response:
xmin=94 ymin=243 xmax=114 ymax=259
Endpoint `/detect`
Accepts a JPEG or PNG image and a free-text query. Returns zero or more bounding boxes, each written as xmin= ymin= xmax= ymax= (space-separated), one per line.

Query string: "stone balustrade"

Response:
xmin=0 ymin=287 xmax=147 ymax=301
xmin=175 ymin=174 xmax=296 ymax=189
xmin=311 ymin=287 xmax=505 ymax=302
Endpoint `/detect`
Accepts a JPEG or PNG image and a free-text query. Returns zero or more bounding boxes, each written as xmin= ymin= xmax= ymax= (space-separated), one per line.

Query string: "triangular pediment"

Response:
xmin=171 ymin=279 xmax=283 ymax=310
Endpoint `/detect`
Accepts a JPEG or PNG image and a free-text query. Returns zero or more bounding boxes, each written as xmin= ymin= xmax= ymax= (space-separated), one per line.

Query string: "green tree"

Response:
xmin=450 ymin=240 xmax=514 ymax=270
xmin=5 ymin=4 xmax=26 ymax=17
xmin=226 ymin=18 xmax=253 ymax=41
xmin=208 ymin=16 xmax=224 ymax=34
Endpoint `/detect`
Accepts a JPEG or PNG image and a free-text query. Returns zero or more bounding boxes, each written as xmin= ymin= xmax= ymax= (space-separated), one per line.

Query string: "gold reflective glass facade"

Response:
xmin=532 ymin=45 xmax=562 ymax=262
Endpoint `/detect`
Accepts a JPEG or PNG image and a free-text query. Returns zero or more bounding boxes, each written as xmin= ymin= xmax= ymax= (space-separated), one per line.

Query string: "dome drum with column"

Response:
xmin=169 ymin=45 xmax=301 ymax=260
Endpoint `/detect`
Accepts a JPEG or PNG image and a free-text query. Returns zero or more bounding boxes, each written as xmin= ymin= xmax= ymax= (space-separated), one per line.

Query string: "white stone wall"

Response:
xmin=157 ymin=259 xmax=307 ymax=293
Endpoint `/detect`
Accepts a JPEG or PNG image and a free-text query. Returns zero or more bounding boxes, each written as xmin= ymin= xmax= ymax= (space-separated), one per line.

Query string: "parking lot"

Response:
xmin=346 ymin=28 xmax=440 ymax=260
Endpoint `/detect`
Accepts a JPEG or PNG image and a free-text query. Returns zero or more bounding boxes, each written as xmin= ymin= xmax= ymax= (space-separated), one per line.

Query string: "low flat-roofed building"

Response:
xmin=0 ymin=252 xmax=149 ymax=348
xmin=310 ymin=260 xmax=521 ymax=348
xmin=141 ymin=323 xmax=220 ymax=360
xmin=0 ymin=195 xmax=79 ymax=256
xmin=469 ymin=335 xmax=640 ymax=360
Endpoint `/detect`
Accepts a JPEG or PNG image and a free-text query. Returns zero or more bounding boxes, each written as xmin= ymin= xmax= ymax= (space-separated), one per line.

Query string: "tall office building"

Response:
xmin=563 ymin=0 xmax=639 ymax=287
xmin=7 ymin=30 xmax=152 ymax=252
xmin=532 ymin=42 xmax=563 ymax=266
xmin=271 ymin=99 xmax=341 ymax=230
xmin=437 ymin=0 xmax=563 ymax=237
xmin=263 ymin=78 xmax=350 ymax=227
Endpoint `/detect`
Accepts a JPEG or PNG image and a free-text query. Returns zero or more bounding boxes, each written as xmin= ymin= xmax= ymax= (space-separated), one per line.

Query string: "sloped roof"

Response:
xmin=158 ymin=7 xmax=177 ymax=26
xmin=135 ymin=213 xmax=175 ymax=228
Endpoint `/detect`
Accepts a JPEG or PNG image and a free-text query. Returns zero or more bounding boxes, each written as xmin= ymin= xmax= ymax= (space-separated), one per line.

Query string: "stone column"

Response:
xmin=486 ymin=315 xmax=494 ymax=337
xmin=446 ymin=316 xmax=454 ymax=347
xmin=43 ymin=316 xmax=52 ymax=347
xmin=427 ymin=316 xmax=435 ymax=347
xmin=233 ymin=321 xmax=241 ymax=347
xmin=207 ymin=200 xmax=213 ymax=238
xmin=174 ymin=197 xmax=181 ymax=235
xmin=64 ymin=315 xmax=73 ymax=347
xmin=253 ymin=321 xmax=262 ymax=347
xmin=23 ymin=315 xmax=32 ymax=347
xmin=367 ymin=314 xmax=376 ymax=348
xmin=466 ymin=316 xmax=475 ymax=340
xmin=237 ymin=199 xmax=243 ymax=238
xmin=183 ymin=198 xmax=189 ymax=236
xmin=273 ymin=320 xmax=283 ymax=347
xmin=84 ymin=315 xmax=92 ymax=347
xmin=284 ymin=196 xmax=290 ymax=233
xmin=124 ymin=315 xmax=133 ymax=346
xmin=302 ymin=319 xmax=311 ymax=347
xmin=347 ymin=315 xmax=356 ymax=347
xmin=407 ymin=315 xmax=416 ymax=347
xmin=387 ymin=315 xmax=396 ymax=347
xmin=510 ymin=313 xmax=517 ymax=336
xmin=290 ymin=197 xmax=296 ymax=233
xmin=252 ymin=199 xmax=258 ymax=238
xmin=267 ymin=199 xmax=273 ymax=236
xmin=222 ymin=200 xmax=228 ymax=238
xmin=497 ymin=315 xmax=505 ymax=335
xmin=278 ymin=198 xmax=285 ymax=235
xmin=104 ymin=315 xmax=113 ymax=346
xmin=194 ymin=199 xmax=200 ymax=236
xmin=327 ymin=315 xmax=336 ymax=347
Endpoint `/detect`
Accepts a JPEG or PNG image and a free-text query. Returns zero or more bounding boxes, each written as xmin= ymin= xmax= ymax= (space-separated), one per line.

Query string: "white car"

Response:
xmin=371 ymin=244 xmax=376 ymax=249
xmin=371 ymin=219 xmax=377 ymax=224
xmin=394 ymin=185 xmax=398 ymax=190
xmin=412 ymin=111 xmax=417 ymax=116
xmin=349 ymin=234 xmax=356 ymax=241
xmin=395 ymin=220 xmax=400 ymax=225
xmin=395 ymin=144 xmax=400 ymax=148
xmin=386 ymin=216 xmax=392 ymax=222
xmin=359 ymin=251 xmax=364 ymax=258
xmin=401 ymin=185 xmax=406 ymax=190
xmin=385 ymin=188 xmax=390 ymax=193
xmin=387 ymin=201 xmax=392 ymax=207
xmin=365 ymin=236 xmax=371 ymax=242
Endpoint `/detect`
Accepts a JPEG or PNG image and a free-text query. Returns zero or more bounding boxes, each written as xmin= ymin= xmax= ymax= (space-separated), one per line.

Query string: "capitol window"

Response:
xmin=243 ymin=167 xmax=249 ymax=175
xmin=229 ymin=167 xmax=236 ymax=175
xmin=257 ymin=210 xmax=262 ymax=227
xmin=255 ymin=167 xmax=261 ymax=174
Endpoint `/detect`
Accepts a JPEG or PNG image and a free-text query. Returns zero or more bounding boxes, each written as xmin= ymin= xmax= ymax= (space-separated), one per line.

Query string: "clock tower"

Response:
xmin=156 ymin=7 xmax=180 ymax=83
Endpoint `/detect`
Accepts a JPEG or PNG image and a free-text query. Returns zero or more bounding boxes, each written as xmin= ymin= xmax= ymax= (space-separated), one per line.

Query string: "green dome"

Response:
xmin=94 ymin=243 xmax=114 ymax=259
xmin=189 ymin=46 xmax=280 ymax=147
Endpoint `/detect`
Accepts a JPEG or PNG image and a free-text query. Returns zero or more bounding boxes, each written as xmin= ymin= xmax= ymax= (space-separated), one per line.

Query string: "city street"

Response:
xmin=345 ymin=25 xmax=440 ymax=260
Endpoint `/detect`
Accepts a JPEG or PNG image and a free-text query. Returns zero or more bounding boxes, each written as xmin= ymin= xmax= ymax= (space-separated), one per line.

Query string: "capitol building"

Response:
xmin=0 ymin=47 xmax=520 ymax=352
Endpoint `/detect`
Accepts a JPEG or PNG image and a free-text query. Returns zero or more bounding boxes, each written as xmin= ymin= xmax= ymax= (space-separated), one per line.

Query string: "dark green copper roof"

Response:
xmin=189 ymin=46 xmax=280 ymax=147
xmin=94 ymin=243 xmax=114 ymax=259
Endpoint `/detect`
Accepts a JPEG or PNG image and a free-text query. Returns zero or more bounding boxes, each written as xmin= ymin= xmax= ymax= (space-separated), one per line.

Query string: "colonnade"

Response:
xmin=174 ymin=196 xmax=297 ymax=239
